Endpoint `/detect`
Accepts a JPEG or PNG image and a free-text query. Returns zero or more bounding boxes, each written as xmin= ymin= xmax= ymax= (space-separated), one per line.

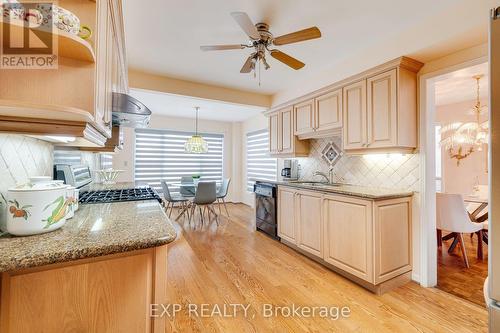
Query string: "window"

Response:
xmin=435 ymin=125 xmax=443 ymax=192
xmin=134 ymin=128 xmax=224 ymax=194
xmin=246 ymin=129 xmax=277 ymax=192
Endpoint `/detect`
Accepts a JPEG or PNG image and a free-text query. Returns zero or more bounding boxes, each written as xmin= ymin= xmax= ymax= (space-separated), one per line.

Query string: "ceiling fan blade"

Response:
xmin=200 ymin=44 xmax=245 ymax=51
xmin=240 ymin=55 xmax=255 ymax=73
xmin=270 ymin=50 xmax=305 ymax=70
xmin=273 ymin=27 xmax=321 ymax=46
xmin=230 ymin=12 xmax=260 ymax=40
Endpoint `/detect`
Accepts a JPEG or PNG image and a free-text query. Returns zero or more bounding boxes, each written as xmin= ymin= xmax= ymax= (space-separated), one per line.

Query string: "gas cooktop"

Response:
xmin=79 ymin=187 xmax=161 ymax=204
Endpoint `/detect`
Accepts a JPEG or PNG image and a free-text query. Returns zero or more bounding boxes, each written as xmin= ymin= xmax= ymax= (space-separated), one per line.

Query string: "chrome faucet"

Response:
xmin=313 ymin=168 xmax=335 ymax=184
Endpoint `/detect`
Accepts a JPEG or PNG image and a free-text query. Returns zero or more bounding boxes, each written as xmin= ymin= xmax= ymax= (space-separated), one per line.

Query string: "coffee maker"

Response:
xmin=281 ymin=159 xmax=299 ymax=181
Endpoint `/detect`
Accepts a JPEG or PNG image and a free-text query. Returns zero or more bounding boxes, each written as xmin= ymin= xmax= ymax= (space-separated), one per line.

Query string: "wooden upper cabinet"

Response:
xmin=367 ymin=69 xmax=397 ymax=149
xmin=315 ymin=89 xmax=342 ymax=132
xmin=297 ymin=191 xmax=323 ymax=258
xmin=267 ymin=107 xmax=309 ymax=157
xmin=343 ymin=80 xmax=367 ymax=150
xmin=0 ymin=0 xmax=127 ymax=146
xmin=281 ymin=107 xmax=293 ymax=153
xmin=294 ymin=99 xmax=315 ymax=135
xmin=323 ymin=195 xmax=373 ymax=283
xmin=269 ymin=111 xmax=280 ymax=154
xmin=94 ymin=0 xmax=112 ymax=137
xmin=343 ymin=59 xmax=422 ymax=153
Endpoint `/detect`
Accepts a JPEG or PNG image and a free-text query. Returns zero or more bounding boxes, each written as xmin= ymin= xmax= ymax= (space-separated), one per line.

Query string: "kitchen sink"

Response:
xmin=292 ymin=181 xmax=341 ymax=187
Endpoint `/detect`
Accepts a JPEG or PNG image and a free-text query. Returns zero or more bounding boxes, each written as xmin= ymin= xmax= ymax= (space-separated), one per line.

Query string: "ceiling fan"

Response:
xmin=200 ymin=12 xmax=321 ymax=74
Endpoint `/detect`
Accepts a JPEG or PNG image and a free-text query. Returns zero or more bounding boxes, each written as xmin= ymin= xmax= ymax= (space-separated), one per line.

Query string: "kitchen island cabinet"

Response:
xmin=0 ymin=183 xmax=176 ymax=332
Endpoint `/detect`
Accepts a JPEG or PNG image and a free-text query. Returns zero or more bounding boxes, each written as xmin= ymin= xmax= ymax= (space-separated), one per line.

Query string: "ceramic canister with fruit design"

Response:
xmin=6 ymin=177 xmax=70 ymax=236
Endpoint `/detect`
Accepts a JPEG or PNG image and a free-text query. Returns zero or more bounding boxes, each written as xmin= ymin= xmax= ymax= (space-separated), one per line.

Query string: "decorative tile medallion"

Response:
xmin=321 ymin=141 xmax=342 ymax=166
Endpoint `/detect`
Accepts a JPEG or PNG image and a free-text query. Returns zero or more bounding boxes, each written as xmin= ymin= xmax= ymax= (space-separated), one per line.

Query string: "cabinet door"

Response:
xmin=95 ymin=0 xmax=112 ymax=137
xmin=269 ymin=112 xmax=280 ymax=154
xmin=315 ymin=89 xmax=342 ymax=131
xmin=323 ymin=195 xmax=373 ymax=282
xmin=297 ymin=191 xmax=323 ymax=258
xmin=294 ymin=99 xmax=315 ymax=135
xmin=278 ymin=188 xmax=297 ymax=243
xmin=281 ymin=107 xmax=293 ymax=153
xmin=367 ymin=69 xmax=397 ymax=148
xmin=343 ymin=80 xmax=367 ymax=150
xmin=374 ymin=198 xmax=412 ymax=284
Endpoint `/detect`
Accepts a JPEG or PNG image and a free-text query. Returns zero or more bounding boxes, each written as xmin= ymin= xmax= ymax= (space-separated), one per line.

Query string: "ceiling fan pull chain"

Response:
xmin=259 ymin=59 xmax=261 ymax=86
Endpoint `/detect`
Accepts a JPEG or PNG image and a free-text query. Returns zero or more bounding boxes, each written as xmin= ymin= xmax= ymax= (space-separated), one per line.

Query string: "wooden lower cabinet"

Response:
xmin=297 ymin=191 xmax=323 ymax=258
xmin=277 ymin=187 xmax=298 ymax=243
xmin=323 ymin=195 xmax=373 ymax=282
xmin=277 ymin=186 xmax=412 ymax=293
xmin=0 ymin=246 xmax=167 ymax=333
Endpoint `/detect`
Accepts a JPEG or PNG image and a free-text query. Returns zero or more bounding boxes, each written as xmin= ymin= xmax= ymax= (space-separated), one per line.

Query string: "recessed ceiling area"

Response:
xmin=129 ymin=88 xmax=266 ymax=122
xmin=123 ymin=0 xmax=477 ymax=96
xmin=434 ymin=62 xmax=488 ymax=106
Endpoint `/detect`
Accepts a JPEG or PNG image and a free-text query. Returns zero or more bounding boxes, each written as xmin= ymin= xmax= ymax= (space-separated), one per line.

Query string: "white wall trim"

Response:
xmin=418 ymin=56 xmax=488 ymax=287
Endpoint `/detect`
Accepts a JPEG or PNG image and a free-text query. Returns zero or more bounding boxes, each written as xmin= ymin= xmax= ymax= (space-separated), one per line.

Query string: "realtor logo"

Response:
xmin=1 ymin=1 xmax=57 ymax=69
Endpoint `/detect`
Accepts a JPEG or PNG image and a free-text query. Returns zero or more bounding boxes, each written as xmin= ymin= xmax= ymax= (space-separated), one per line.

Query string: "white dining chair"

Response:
xmin=160 ymin=180 xmax=190 ymax=218
xmin=217 ymin=178 xmax=231 ymax=216
xmin=436 ymin=193 xmax=484 ymax=268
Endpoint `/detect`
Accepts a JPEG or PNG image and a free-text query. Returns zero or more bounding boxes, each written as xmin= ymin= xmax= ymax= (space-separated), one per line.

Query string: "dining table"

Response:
xmin=171 ymin=181 xmax=221 ymax=221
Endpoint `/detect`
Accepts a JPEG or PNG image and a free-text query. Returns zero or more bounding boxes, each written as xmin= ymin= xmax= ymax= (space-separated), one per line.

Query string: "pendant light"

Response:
xmin=185 ymin=107 xmax=208 ymax=153
xmin=440 ymin=75 xmax=489 ymax=165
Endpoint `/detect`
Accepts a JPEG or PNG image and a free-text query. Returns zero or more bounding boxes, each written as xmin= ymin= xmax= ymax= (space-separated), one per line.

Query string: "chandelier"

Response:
xmin=185 ymin=107 xmax=208 ymax=154
xmin=440 ymin=75 xmax=488 ymax=166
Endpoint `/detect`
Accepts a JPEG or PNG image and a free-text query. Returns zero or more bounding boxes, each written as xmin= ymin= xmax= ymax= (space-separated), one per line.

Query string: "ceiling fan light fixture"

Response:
xmin=185 ymin=107 xmax=209 ymax=154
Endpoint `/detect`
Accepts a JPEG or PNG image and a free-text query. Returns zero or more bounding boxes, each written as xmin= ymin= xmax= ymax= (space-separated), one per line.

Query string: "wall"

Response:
xmin=436 ymin=98 xmax=489 ymax=195
xmin=113 ymin=114 xmax=237 ymax=202
xmin=0 ymin=134 xmax=53 ymax=193
xmin=0 ymin=134 xmax=54 ymax=229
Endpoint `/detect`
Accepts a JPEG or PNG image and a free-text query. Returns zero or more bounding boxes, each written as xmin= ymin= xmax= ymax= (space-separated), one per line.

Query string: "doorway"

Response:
xmin=419 ymin=58 xmax=489 ymax=306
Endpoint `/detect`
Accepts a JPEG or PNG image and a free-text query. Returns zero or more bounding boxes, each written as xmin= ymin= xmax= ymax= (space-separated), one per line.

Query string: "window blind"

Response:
xmin=135 ymin=128 xmax=224 ymax=194
xmin=100 ymin=153 xmax=113 ymax=169
xmin=246 ymin=129 xmax=276 ymax=192
xmin=53 ymin=148 xmax=82 ymax=165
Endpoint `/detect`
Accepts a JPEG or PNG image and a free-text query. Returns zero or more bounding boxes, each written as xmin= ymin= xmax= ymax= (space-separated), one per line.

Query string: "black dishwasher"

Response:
xmin=254 ymin=181 xmax=279 ymax=240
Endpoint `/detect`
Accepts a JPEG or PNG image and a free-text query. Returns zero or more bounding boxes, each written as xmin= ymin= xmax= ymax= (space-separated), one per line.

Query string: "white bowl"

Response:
xmin=5 ymin=180 xmax=70 ymax=236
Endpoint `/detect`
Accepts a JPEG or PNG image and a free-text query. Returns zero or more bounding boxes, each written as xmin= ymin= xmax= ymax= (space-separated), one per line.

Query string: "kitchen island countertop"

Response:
xmin=0 ymin=182 xmax=176 ymax=272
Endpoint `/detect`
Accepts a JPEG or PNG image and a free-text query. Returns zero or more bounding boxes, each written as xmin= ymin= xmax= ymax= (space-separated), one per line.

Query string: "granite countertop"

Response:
xmin=259 ymin=180 xmax=413 ymax=200
xmin=0 ymin=182 xmax=177 ymax=273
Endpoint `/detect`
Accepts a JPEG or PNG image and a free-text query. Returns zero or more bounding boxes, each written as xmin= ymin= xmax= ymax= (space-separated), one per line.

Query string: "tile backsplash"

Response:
xmin=280 ymin=137 xmax=420 ymax=192
xmin=0 ymin=134 xmax=53 ymax=193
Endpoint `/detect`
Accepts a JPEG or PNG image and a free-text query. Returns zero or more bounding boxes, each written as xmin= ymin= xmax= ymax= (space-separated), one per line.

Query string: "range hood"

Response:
xmin=112 ymin=92 xmax=151 ymax=128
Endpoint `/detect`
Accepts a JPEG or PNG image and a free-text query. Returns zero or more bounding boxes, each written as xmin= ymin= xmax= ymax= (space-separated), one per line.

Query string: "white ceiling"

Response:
xmin=434 ymin=62 xmax=488 ymax=106
xmin=123 ymin=0 xmax=463 ymax=95
xmin=129 ymin=88 xmax=266 ymax=122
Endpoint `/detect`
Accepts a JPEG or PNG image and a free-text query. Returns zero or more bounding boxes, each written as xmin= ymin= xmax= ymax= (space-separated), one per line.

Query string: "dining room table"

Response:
xmin=170 ymin=181 xmax=222 ymax=221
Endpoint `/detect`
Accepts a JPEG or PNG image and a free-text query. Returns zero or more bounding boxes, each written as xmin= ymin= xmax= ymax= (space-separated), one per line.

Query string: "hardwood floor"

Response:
xmin=166 ymin=203 xmax=487 ymax=332
xmin=437 ymin=231 xmax=489 ymax=307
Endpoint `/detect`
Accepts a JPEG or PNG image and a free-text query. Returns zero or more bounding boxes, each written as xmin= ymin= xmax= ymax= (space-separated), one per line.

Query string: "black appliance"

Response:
xmin=254 ymin=181 xmax=279 ymax=240
xmin=79 ymin=187 xmax=161 ymax=204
